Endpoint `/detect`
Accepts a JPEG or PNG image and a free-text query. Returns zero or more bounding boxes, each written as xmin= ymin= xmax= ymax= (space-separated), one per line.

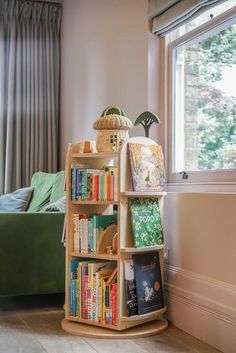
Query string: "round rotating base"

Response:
xmin=61 ymin=318 xmax=168 ymax=339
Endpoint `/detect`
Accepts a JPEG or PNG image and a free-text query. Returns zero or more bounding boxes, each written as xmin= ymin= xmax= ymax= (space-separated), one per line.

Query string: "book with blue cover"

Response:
xmin=133 ymin=252 xmax=164 ymax=315
xmin=70 ymin=259 xmax=79 ymax=316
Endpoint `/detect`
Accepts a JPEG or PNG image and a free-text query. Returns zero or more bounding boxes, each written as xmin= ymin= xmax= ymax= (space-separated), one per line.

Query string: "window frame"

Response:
xmin=166 ymin=6 xmax=236 ymax=191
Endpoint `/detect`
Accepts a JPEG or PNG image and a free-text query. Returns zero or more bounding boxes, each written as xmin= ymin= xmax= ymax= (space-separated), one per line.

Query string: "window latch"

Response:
xmin=180 ymin=171 xmax=188 ymax=179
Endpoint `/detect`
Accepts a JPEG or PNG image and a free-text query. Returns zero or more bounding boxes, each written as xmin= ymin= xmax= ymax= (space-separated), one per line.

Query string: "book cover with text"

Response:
xmin=128 ymin=143 xmax=166 ymax=192
xmin=133 ymin=252 xmax=164 ymax=315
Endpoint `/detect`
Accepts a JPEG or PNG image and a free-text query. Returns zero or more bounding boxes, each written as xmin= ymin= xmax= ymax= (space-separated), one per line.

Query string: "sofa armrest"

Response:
xmin=0 ymin=212 xmax=65 ymax=296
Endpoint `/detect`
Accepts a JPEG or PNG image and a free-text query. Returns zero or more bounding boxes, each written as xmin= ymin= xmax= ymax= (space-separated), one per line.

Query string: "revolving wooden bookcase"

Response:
xmin=61 ymin=136 xmax=168 ymax=338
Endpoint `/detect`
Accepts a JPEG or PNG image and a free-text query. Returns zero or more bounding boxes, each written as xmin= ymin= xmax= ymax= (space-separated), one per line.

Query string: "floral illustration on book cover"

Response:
xmin=129 ymin=198 xmax=164 ymax=247
xmin=128 ymin=143 xmax=166 ymax=192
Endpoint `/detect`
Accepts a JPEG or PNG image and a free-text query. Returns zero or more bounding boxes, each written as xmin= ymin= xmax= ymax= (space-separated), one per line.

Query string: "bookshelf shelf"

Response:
xmin=65 ymin=316 xmax=119 ymax=330
xmin=120 ymin=245 xmax=165 ymax=253
xmin=120 ymin=191 xmax=166 ymax=197
xmin=63 ymin=137 xmax=168 ymax=338
xmin=72 ymin=200 xmax=118 ymax=205
xmin=120 ymin=307 xmax=167 ymax=322
xmin=71 ymin=252 xmax=118 ymax=261
xmin=72 ymin=152 xmax=118 ymax=159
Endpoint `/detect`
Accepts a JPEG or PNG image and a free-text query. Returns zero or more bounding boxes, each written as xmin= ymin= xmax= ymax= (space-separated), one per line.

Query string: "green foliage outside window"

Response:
xmin=197 ymin=24 xmax=236 ymax=170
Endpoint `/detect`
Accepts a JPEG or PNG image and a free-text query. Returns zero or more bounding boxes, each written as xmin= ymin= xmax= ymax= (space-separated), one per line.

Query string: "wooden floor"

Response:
xmin=0 ymin=294 xmax=221 ymax=353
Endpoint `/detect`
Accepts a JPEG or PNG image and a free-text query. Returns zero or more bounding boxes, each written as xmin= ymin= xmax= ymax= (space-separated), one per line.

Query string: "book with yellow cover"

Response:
xmin=95 ymin=268 xmax=114 ymax=323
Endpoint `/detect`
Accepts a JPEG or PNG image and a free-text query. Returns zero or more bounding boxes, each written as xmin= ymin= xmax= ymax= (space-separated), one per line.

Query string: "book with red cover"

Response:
xmin=112 ymin=283 xmax=118 ymax=326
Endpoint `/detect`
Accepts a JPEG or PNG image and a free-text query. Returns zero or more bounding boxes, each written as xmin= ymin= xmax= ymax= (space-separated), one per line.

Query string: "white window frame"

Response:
xmin=165 ymin=6 xmax=236 ymax=192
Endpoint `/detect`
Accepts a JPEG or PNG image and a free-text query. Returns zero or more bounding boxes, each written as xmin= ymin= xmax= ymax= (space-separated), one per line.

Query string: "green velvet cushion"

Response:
xmin=27 ymin=172 xmax=55 ymax=212
xmin=49 ymin=171 xmax=65 ymax=203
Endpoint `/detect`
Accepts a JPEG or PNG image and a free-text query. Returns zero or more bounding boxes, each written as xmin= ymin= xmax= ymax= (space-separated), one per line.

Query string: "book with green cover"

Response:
xmin=129 ymin=198 xmax=164 ymax=247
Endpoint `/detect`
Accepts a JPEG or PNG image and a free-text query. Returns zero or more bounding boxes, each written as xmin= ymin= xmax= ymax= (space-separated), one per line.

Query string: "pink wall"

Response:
xmin=60 ymin=0 xmax=159 ymax=166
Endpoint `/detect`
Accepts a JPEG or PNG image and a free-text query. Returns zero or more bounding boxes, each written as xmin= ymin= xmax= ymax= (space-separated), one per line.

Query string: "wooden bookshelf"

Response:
xmin=62 ymin=137 xmax=168 ymax=338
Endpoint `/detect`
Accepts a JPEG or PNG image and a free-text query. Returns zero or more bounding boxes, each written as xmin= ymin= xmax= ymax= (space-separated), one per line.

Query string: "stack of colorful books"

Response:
xmin=71 ymin=165 xmax=118 ymax=201
xmin=73 ymin=214 xmax=117 ymax=253
xmin=70 ymin=260 xmax=118 ymax=326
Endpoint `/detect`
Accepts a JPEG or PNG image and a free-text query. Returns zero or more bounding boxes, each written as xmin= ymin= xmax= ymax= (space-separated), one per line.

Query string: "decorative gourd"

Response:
xmin=93 ymin=106 xmax=133 ymax=152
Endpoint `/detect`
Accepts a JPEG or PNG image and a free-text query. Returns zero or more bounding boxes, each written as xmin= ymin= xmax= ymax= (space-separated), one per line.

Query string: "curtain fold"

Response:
xmin=148 ymin=0 xmax=227 ymax=36
xmin=0 ymin=0 xmax=62 ymax=194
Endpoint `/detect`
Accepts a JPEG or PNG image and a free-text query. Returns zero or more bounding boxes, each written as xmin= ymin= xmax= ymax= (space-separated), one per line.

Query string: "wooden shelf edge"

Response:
xmin=120 ymin=245 xmax=165 ymax=253
xmin=120 ymin=191 xmax=166 ymax=197
xmin=72 ymin=152 xmax=118 ymax=159
xmin=71 ymin=252 xmax=118 ymax=260
xmin=62 ymin=318 xmax=168 ymax=338
xmin=71 ymin=200 xmax=118 ymax=205
xmin=65 ymin=316 xmax=119 ymax=330
xmin=120 ymin=307 xmax=166 ymax=322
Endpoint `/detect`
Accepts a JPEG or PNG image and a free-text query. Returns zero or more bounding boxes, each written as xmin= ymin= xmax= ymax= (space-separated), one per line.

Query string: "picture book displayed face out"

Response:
xmin=129 ymin=198 xmax=164 ymax=248
xmin=133 ymin=252 xmax=164 ymax=315
xmin=128 ymin=143 xmax=166 ymax=192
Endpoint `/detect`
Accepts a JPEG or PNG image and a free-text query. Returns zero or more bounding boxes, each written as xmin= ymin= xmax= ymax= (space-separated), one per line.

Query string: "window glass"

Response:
xmin=173 ymin=22 xmax=236 ymax=173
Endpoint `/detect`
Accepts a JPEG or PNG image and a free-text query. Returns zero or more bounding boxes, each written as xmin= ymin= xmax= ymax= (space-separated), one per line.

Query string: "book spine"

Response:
xmin=71 ymin=166 xmax=75 ymax=201
xmin=97 ymin=278 xmax=102 ymax=324
xmin=112 ymin=283 xmax=118 ymax=326
xmin=84 ymin=219 xmax=88 ymax=253
xmin=105 ymin=285 xmax=110 ymax=324
xmin=114 ymin=171 xmax=118 ymax=201
xmin=101 ymin=277 xmax=105 ymax=324
xmin=81 ymin=265 xmax=86 ymax=319
xmin=110 ymin=174 xmax=114 ymax=201
xmin=92 ymin=275 xmax=97 ymax=321
xmin=77 ymin=264 xmax=81 ymax=317
xmin=81 ymin=170 xmax=87 ymax=200
xmin=78 ymin=170 xmax=82 ymax=200
xmin=70 ymin=279 xmax=76 ymax=316
xmin=87 ymin=264 xmax=92 ymax=320
xmin=110 ymin=285 xmax=113 ymax=325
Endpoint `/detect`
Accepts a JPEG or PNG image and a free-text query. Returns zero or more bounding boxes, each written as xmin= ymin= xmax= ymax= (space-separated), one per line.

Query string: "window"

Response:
xmin=168 ymin=6 xmax=236 ymax=186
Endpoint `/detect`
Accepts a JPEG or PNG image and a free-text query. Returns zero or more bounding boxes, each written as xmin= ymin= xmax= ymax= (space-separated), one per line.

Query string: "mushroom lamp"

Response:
xmin=93 ymin=106 xmax=133 ymax=152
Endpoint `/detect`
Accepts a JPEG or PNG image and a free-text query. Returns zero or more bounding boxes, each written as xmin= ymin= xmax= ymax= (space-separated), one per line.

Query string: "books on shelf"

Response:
xmin=71 ymin=165 xmax=118 ymax=202
xmin=69 ymin=259 xmax=118 ymax=326
xmin=124 ymin=252 xmax=164 ymax=317
xmin=126 ymin=252 xmax=164 ymax=316
xmin=129 ymin=198 xmax=164 ymax=247
xmin=73 ymin=213 xmax=117 ymax=253
xmin=124 ymin=259 xmax=138 ymax=317
xmin=128 ymin=142 xmax=166 ymax=192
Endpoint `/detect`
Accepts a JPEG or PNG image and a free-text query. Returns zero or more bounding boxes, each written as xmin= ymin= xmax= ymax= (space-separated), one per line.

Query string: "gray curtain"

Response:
xmin=0 ymin=0 xmax=62 ymax=194
xmin=149 ymin=0 xmax=227 ymax=36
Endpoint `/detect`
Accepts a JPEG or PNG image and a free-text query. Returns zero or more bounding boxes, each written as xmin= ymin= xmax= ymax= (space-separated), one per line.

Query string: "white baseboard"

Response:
xmin=164 ymin=265 xmax=236 ymax=353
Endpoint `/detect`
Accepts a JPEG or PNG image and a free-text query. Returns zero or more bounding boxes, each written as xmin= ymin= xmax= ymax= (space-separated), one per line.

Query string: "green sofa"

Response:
xmin=0 ymin=172 xmax=65 ymax=296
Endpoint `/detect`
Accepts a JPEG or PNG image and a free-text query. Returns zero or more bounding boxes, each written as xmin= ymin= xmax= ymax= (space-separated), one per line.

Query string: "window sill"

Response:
xmin=167 ymin=182 xmax=236 ymax=194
